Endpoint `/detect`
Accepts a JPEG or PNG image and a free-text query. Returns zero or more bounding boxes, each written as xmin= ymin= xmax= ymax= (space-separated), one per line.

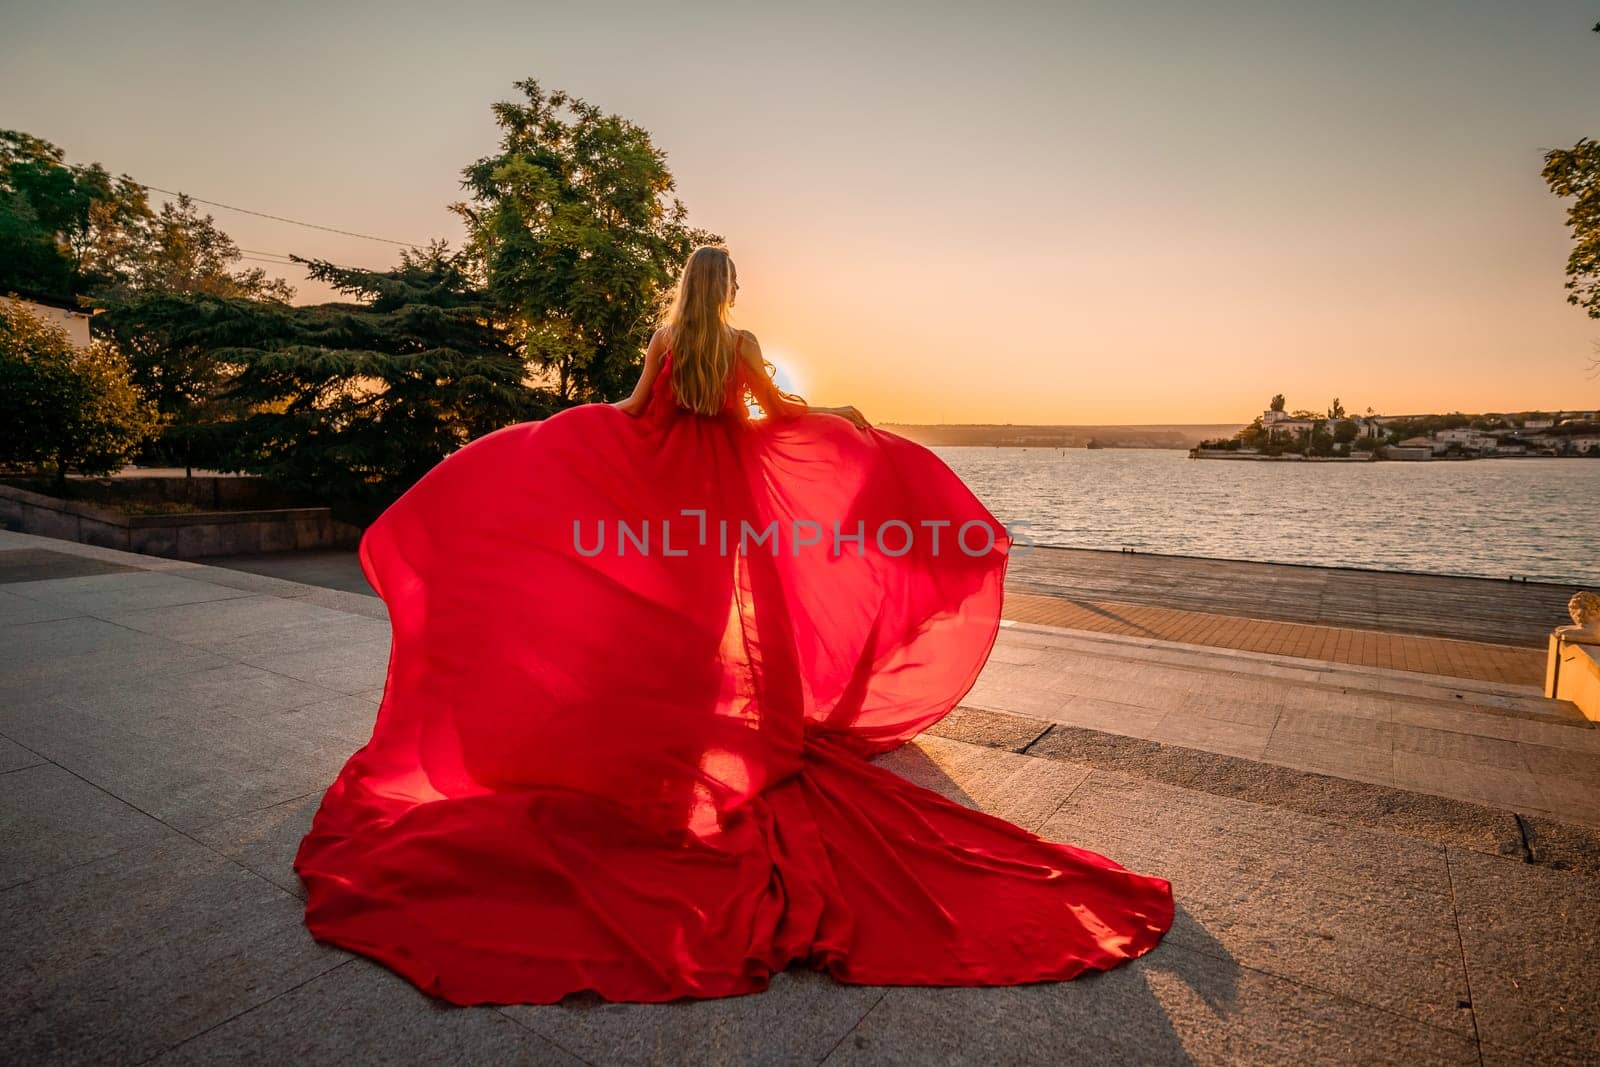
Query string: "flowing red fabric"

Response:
xmin=295 ymin=348 xmax=1173 ymax=1005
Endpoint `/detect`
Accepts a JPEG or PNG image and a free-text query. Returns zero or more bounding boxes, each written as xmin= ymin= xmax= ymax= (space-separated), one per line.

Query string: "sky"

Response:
xmin=3 ymin=0 xmax=1599 ymax=424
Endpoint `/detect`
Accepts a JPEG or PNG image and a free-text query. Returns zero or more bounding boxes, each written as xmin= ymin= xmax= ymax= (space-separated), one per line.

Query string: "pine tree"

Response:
xmin=198 ymin=245 xmax=551 ymax=508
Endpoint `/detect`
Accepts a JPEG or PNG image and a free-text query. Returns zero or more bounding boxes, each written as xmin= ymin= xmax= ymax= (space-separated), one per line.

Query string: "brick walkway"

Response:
xmin=1002 ymin=591 xmax=1545 ymax=687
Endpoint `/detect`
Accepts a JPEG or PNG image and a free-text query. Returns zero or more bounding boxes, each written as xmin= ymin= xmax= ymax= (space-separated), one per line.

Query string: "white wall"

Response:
xmin=1 ymin=295 xmax=92 ymax=349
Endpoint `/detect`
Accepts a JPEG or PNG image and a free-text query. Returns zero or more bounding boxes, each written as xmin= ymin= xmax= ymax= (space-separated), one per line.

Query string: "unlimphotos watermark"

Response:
xmin=573 ymin=510 xmax=1035 ymax=558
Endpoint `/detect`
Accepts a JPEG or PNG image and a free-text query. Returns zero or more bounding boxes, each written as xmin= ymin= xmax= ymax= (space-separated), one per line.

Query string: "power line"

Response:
xmin=239 ymin=248 xmax=300 ymax=263
xmin=138 ymin=182 xmax=424 ymax=248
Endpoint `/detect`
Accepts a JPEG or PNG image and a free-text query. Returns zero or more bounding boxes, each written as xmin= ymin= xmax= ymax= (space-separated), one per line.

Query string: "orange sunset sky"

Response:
xmin=4 ymin=1 xmax=1599 ymax=424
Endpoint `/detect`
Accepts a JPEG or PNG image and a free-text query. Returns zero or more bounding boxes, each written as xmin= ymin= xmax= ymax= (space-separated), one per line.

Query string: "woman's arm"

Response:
xmin=613 ymin=328 xmax=668 ymax=417
xmin=810 ymin=403 xmax=871 ymax=429
xmin=739 ymin=331 xmax=870 ymax=428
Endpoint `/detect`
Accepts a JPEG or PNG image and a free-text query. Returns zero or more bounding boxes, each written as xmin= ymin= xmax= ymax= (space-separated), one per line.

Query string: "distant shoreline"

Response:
xmin=884 ymin=424 xmax=1246 ymax=449
xmin=1188 ymin=449 xmax=1572 ymax=462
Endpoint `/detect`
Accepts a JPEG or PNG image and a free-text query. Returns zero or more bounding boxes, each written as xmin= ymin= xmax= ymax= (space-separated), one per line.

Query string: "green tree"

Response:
xmin=0 ymin=298 xmax=160 ymax=484
xmin=111 ymin=193 xmax=295 ymax=302
xmin=1269 ymin=393 xmax=1286 ymax=412
xmin=1333 ymin=419 xmax=1359 ymax=445
xmin=0 ymin=130 xmax=152 ymax=302
xmin=94 ymin=194 xmax=297 ymax=475
xmin=455 ymin=79 xmax=717 ymax=404
xmin=210 ymin=245 xmax=551 ymax=509
xmin=1543 ymin=137 xmax=1600 ymax=319
xmin=1541 ymin=23 xmax=1600 ymax=326
xmin=95 ymin=292 xmax=259 ymax=475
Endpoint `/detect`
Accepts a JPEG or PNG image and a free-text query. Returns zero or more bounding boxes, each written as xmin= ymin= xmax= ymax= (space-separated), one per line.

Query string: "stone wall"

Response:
xmin=0 ymin=483 xmax=362 ymax=559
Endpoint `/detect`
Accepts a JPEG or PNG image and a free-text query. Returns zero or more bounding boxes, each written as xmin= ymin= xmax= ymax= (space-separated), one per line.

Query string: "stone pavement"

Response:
xmin=1003 ymin=591 xmax=1544 ymax=686
xmin=3 ymin=530 xmax=1599 ymax=1065
xmin=1006 ymin=546 xmax=1579 ymax=648
xmin=213 ymin=549 xmax=1554 ymax=685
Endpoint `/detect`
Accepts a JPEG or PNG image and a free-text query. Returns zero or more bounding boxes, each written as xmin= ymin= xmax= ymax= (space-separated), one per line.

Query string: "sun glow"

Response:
xmin=760 ymin=346 xmax=808 ymax=402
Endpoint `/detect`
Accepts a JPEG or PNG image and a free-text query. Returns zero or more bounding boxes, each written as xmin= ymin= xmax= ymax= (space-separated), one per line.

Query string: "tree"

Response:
xmin=95 ymin=292 xmax=263 ymax=475
xmin=1542 ymin=23 xmax=1600 ymax=337
xmin=109 ymin=193 xmax=295 ymax=302
xmin=0 ymin=298 xmax=160 ymax=484
xmin=1269 ymin=393 xmax=1286 ymax=412
xmin=1328 ymin=397 xmax=1345 ymax=420
xmin=1 ymin=132 xmax=293 ymax=309
xmin=0 ymin=130 xmax=152 ymax=302
xmin=209 ymin=245 xmax=552 ymax=509
xmin=455 ymin=79 xmax=718 ymax=404
xmin=94 ymin=194 xmax=297 ymax=474
xmin=1543 ymin=137 xmax=1600 ymax=319
xmin=1333 ymin=419 xmax=1360 ymax=445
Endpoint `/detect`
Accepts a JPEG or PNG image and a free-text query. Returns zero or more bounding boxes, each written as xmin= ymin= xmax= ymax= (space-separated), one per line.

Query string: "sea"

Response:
xmin=932 ymin=447 xmax=1600 ymax=587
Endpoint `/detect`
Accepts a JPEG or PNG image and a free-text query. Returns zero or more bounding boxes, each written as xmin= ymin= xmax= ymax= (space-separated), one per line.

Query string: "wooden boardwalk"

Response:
xmin=1006 ymin=546 xmax=1580 ymax=649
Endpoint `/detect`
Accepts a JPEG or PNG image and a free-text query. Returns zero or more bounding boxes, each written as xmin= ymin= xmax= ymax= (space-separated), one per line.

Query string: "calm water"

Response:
xmin=933 ymin=447 xmax=1600 ymax=586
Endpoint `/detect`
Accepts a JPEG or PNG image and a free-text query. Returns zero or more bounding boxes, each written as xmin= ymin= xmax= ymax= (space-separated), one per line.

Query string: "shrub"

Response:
xmin=0 ymin=298 xmax=161 ymax=483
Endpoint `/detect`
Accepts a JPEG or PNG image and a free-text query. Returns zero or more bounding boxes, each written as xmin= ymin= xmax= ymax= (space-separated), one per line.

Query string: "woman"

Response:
xmin=295 ymin=246 xmax=1173 ymax=1005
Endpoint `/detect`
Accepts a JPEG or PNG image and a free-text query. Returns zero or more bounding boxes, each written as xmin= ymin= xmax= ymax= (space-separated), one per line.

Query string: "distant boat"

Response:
xmin=1085 ymin=439 xmax=1104 ymax=450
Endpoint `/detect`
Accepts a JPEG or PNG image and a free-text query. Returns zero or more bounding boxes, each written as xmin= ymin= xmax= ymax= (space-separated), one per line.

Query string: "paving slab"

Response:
xmin=190 ymin=789 xmax=323 ymax=898
xmin=1003 ymin=590 xmax=1544 ymax=685
xmin=502 ymin=968 xmax=882 ymax=1067
xmin=872 ymin=734 xmax=1089 ymax=833
xmin=1025 ymin=724 xmax=1530 ymax=862
xmin=1392 ymin=750 xmax=1553 ymax=816
xmin=193 ymin=614 xmax=390 ymax=660
xmin=102 ymin=592 xmax=357 ymax=645
xmin=1040 ymin=772 xmax=1473 ymax=1036
xmin=824 ymin=942 xmax=1479 ymax=1067
xmin=185 ymin=564 xmax=341 ymax=598
xmin=1391 ymin=702 xmax=1600 ymax=751
xmin=927 ymin=704 xmax=1051 ymax=751
xmin=0 ymin=761 xmax=172 ymax=889
xmin=0 ymin=732 xmax=44 ymax=773
xmin=0 ymin=683 xmax=358 ymax=832
xmin=963 ymin=623 xmax=1599 ymax=820
xmin=1007 ymin=545 xmax=1569 ymax=647
xmin=1448 ymin=847 xmax=1600 ymax=1064
xmin=0 ymin=588 xmax=80 ymax=627
xmin=1260 ymin=731 xmax=1395 ymax=786
xmin=1536 ymin=776 xmax=1600 ymax=827
xmin=0 ymin=547 xmax=138 ymax=583
xmin=236 ymin=639 xmax=392 ymax=694
xmin=1148 ymin=711 xmax=1272 ymax=760
xmin=6 ymin=568 xmax=255 ymax=615
xmin=0 ymin=616 xmax=231 ymax=693
xmin=1021 ymin=692 xmax=1169 ymax=739
xmin=210 ymin=548 xmax=377 ymax=597
xmin=0 ymin=834 xmax=344 ymax=1064
xmin=154 ymin=960 xmax=581 ymax=1065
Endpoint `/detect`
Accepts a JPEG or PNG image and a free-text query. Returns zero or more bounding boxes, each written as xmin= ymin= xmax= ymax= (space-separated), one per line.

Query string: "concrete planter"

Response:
xmin=1547 ymin=636 xmax=1600 ymax=722
xmin=0 ymin=481 xmax=361 ymax=559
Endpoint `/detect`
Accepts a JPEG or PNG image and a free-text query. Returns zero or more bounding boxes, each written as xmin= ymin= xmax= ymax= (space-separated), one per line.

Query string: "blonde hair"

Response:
xmin=663 ymin=246 xmax=739 ymax=415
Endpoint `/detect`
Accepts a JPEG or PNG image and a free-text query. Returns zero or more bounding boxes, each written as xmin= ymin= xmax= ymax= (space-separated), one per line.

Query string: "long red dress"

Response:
xmin=295 ymin=343 xmax=1173 ymax=1005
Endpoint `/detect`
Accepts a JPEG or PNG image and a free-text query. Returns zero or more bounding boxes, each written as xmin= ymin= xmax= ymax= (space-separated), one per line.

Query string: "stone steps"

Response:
xmin=998 ymin=618 xmax=1589 ymax=728
xmin=959 ymin=622 xmax=1600 ymax=827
